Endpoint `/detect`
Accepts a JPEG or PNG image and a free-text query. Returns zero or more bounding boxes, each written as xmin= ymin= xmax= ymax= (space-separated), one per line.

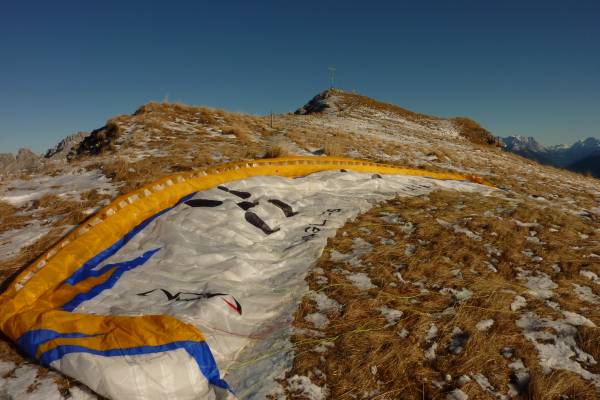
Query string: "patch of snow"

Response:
xmin=329 ymin=238 xmax=372 ymax=268
xmin=0 ymin=363 xmax=64 ymax=400
xmin=425 ymin=323 xmax=438 ymax=342
xmin=308 ymin=291 xmax=342 ymax=315
xmin=517 ymin=312 xmax=600 ymax=387
xmin=510 ymin=295 xmax=527 ymax=312
xmin=501 ymin=347 xmax=514 ymax=359
xmin=580 ymin=270 xmax=600 ymax=285
xmin=287 ymin=375 xmax=329 ymax=400
xmin=0 ymin=360 xmax=16 ymax=376
xmin=305 ymin=312 xmax=329 ymax=329
xmin=437 ymin=219 xmax=481 ymax=241
xmin=514 ymin=220 xmax=540 ymax=228
xmin=448 ymin=327 xmax=469 ymax=354
xmin=424 ymin=342 xmax=438 ymax=360
xmin=472 ymin=374 xmax=506 ymax=399
xmin=507 ymin=359 xmax=530 ymax=397
xmin=521 ymin=249 xmax=543 ymax=262
xmin=476 ymin=319 xmax=495 ymax=331
xmin=0 ymin=222 xmax=52 ymax=260
xmin=472 ymin=374 xmax=494 ymax=392
xmin=380 ymin=237 xmax=396 ymax=245
xmin=484 ymin=243 xmax=502 ymax=258
xmin=312 ymin=341 xmax=335 ymax=353
xmin=441 ymin=287 xmax=473 ymax=302
xmin=69 ymin=386 xmax=98 ymax=400
xmin=344 ymin=271 xmax=376 ymax=290
xmin=518 ymin=270 xmax=557 ymax=299
xmin=447 ymin=389 xmax=469 ymax=400
xmin=562 ymin=311 xmax=596 ymax=328
xmin=378 ymin=306 xmax=404 ymax=328
xmin=457 ymin=375 xmax=472 ymax=386
xmin=0 ymin=169 xmax=116 ymax=207
xmin=572 ymin=284 xmax=600 ymax=304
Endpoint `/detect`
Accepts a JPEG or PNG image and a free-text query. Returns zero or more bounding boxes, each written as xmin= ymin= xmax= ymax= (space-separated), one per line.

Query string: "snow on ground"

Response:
xmin=308 ymin=291 xmax=342 ymax=315
xmin=286 ymin=375 xmax=328 ymax=400
xmin=0 ymin=361 xmax=97 ymax=400
xmin=343 ymin=271 xmax=376 ymax=290
xmin=580 ymin=270 xmax=600 ymax=285
xmin=510 ymin=295 xmax=527 ymax=312
xmin=517 ymin=269 xmax=557 ymax=299
xmin=329 ymin=237 xmax=373 ymax=268
xmin=572 ymin=283 xmax=600 ymax=304
xmin=0 ymin=168 xmax=117 ymax=266
xmin=517 ymin=312 xmax=600 ymax=387
xmin=0 ymin=169 xmax=116 ymax=207
xmin=0 ymin=221 xmax=53 ymax=261
xmin=475 ymin=319 xmax=495 ymax=331
xmin=436 ymin=218 xmax=482 ymax=241
xmin=378 ymin=305 xmax=404 ymax=328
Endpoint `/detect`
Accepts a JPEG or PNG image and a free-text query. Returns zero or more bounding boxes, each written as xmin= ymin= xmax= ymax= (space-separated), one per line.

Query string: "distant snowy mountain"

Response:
xmin=502 ymin=135 xmax=600 ymax=171
xmin=501 ymin=136 xmax=553 ymax=164
xmin=557 ymin=137 xmax=600 ymax=166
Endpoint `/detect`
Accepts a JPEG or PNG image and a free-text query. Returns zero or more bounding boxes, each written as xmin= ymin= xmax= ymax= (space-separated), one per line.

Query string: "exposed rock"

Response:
xmin=44 ymin=131 xmax=88 ymax=160
xmin=295 ymin=90 xmax=344 ymax=115
xmin=0 ymin=148 xmax=41 ymax=175
xmin=72 ymin=121 xmax=122 ymax=158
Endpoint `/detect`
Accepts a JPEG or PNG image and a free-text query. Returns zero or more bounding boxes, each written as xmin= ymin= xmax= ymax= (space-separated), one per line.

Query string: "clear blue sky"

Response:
xmin=1 ymin=1 xmax=599 ymax=153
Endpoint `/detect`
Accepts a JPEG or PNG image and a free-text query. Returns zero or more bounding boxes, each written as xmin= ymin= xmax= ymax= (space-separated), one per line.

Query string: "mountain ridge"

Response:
xmin=502 ymin=135 xmax=600 ymax=172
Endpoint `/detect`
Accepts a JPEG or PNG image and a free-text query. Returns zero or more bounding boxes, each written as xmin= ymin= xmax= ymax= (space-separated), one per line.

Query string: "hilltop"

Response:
xmin=1 ymin=90 xmax=600 ymax=399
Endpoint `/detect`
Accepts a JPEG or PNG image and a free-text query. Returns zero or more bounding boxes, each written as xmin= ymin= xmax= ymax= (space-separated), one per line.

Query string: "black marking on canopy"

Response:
xmin=185 ymin=199 xmax=224 ymax=207
xmin=372 ymin=173 xmax=383 ymax=179
xmin=137 ymin=289 xmax=243 ymax=315
xmin=268 ymin=199 xmax=298 ymax=217
xmin=218 ymin=186 xmax=251 ymax=199
xmin=245 ymin=212 xmax=280 ymax=235
xmin=237 ymin=201 xmax=257 ymax=211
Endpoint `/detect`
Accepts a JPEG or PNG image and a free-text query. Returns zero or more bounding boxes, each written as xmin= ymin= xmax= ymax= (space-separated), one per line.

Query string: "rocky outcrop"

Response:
xmin=0 ymin=148 xmax=42 ymax=175
xmin=44 ymin=131 xmax=88 ymax=160
xmin=71 ymin=122 xmax=122 ymax=158
xmin=294 ymin=90 xmax=343 ymax=115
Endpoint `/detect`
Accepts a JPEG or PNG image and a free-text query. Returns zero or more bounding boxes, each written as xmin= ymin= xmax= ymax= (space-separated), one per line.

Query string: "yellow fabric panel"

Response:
xmin=34 ymin=315 xmax=206 ymax=357
xmin=6 ymin=309 xmax=205 ymax=346
xmin=0 ymin=157 xmax=493 ymax=342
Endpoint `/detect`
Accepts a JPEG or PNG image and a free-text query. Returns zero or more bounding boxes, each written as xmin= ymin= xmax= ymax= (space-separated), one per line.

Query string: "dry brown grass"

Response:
xmin=263 ymin=145 xmax=289 ymax=159
xmin=73 ymin=119 xmax=123 ymax=157
xmin=332 ymin=90 xmax=437 ymax=124
xmin=0 ymin=188 xmax=113 ymax=286
xmin=221 ymin=124 xmax=253 ymax=142
xmin=0 ymin=201 xmax=29 ymax=235
xmin=281 ymin=190 xmax=600 ymax=399
xmin=322 ymin=140 xmax=345 ymax=157
xmin=452 ymin=117 xmax=501 ymax=147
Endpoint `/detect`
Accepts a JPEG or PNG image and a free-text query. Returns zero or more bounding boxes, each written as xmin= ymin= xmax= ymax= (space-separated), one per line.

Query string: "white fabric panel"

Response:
xmin=53 ymin=348 xmax=218 ymax=400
